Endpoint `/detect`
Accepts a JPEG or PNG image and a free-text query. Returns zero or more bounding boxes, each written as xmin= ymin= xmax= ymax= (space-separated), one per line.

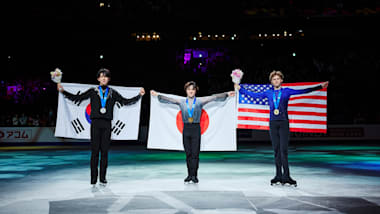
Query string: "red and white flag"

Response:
xmin=237 ymin=82 xmax=327 ymax=133
xmin=148 ymin=93 xmax=237 ymax=151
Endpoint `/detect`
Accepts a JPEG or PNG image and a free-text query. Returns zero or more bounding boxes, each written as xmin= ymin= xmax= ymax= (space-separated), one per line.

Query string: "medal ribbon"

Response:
xmin=273 ymin=89 xmax=282 ymax=111
xmin=186 ymin=97 xmax=196 ymax=118
xmin=98 ymin=86 xmax=109 ymax=109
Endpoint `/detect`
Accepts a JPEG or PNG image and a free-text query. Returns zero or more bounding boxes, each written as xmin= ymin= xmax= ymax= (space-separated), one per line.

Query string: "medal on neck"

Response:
xmin=186 ymin=97 xmax=196 ymax=123
xmin=273 ymin=89 xmax=282 ymax=116
xmin=99 ymin=86 xmax=109 ymax=114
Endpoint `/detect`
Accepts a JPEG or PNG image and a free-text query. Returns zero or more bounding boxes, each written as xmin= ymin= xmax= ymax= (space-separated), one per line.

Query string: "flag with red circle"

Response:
xmin=148 ymin=93 xmax=237 ymax=151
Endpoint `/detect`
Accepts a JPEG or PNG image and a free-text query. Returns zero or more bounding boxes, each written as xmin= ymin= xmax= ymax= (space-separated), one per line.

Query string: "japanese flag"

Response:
xmin=148 ymin=93 xmax=237 ymax=151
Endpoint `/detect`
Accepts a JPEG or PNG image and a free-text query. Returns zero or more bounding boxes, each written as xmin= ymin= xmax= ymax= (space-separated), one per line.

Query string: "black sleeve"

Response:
xmin=113 ymin=89 xmax=142 ymax=106
xmin=62 ymin=88 xmax=93 ymax=105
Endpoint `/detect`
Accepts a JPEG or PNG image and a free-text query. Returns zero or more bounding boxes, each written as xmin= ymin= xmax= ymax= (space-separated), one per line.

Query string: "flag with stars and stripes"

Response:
xmin=237 ymin=82 xmax=327 ymax=133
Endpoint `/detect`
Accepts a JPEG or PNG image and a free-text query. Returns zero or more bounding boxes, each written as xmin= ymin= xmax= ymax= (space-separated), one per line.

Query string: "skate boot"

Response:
xmin=184 ymin=176 xmax=192 ymax=183
xmin=270 ymin=176 xmax=282 ymax=186
xmin=100 ymin=179 xmax=108 ymax=187
xmin=282 ymin=177 xmax=297 ymax=187
xmin=191 ymin=176 xmax=199 ymax=184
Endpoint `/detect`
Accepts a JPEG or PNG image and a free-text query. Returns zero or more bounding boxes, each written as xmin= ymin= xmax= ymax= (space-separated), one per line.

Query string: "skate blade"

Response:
xmin=185 ymin=181 xmax=198 ymax=184
xmin=270 ymin=182 xmax=281 ymax=186
xmin=282 ymin=183 xmax=297 ymax=187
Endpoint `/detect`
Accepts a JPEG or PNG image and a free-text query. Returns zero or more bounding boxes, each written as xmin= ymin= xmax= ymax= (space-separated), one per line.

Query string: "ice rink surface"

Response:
xmin=1 ymin=144 xmax=380 ymax=214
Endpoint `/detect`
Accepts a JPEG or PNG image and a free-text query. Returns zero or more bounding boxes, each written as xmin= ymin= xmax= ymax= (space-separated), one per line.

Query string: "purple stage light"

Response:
xmin=192 ymin=50 xmax=208 ymax=58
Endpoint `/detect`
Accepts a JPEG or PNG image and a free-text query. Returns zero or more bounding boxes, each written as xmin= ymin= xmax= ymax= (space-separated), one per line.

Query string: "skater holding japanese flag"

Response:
xmin=151 ymin=81 xmax=235 ymax=184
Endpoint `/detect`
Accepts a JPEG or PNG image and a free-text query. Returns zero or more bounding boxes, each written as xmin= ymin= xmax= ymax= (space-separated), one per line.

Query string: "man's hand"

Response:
xmin=321 ymin=81 xmax=329 ymax=89
xmin=151 ymin=90 xmax=158 ymax=96
xmin=228 ymin=91 xmax=235 ymax=97
xmin=140 ymin=88 xmax=145 ymax=96
xmin=57 ymin=83 xmax=64 ymax=92
xmin=234 ymin=84 xmax=241 ymax=90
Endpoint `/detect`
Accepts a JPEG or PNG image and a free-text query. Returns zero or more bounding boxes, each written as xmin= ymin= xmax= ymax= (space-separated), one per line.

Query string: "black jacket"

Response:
xmin=62 ymin=86 xmax=141 ymax=120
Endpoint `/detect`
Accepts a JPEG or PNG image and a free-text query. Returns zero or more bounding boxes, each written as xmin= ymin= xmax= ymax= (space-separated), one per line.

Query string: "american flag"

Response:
xmin=237 ymin=82 xmax=327 ymax=133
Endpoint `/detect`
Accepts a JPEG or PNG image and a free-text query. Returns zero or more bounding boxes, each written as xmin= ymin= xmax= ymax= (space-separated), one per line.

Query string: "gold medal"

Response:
xmin=274 ymin=109 xmax=280 ymax=115
xmin=188 ymin=117 xmax=194 ymax=123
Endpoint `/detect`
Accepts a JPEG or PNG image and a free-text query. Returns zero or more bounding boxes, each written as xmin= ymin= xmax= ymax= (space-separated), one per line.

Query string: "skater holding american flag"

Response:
xmin=234 ymin=70 xmax=328 ymax=187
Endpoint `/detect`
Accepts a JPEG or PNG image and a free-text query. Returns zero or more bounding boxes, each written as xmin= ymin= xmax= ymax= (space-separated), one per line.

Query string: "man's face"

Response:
xmin=271 ymin=75 xmax=283 ymax=88
xmin=97 ymin=73 xmax=110 ymax=86
xmin=186 ymin=85 xmax=197 ymax=98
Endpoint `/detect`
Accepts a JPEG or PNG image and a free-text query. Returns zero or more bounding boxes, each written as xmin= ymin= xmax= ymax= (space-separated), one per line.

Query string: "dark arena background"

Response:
xmin=1 ymin=1 xmax=380 ymax=214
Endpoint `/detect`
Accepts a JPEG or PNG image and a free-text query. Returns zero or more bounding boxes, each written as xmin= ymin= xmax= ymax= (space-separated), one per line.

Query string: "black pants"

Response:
xmin=90 ymin=118 xmax=111 ymax=183
xmin=182 ymin=123 xmax=201 ymax=177
xmin=269 ymin=120 xmax=290 ymax=179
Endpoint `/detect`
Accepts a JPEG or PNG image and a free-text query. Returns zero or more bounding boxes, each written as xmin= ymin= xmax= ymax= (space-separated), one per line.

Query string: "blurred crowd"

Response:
xmin=0 ymin=110 xmax=56 ymax=127
xmin=1 ymin=46 xmax=379 ymax=127
xmin=176 ymin=47 xmax=380 ymax=125
xmin=1 ymin=79 xmax=57 ymax=127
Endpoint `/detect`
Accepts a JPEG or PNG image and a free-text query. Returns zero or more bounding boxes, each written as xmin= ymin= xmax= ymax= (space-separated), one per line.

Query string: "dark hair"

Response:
xmin=97 ymin=68 xmax=111 ymax=78
xmin=184 ymin=81 xmax=199 ymax=92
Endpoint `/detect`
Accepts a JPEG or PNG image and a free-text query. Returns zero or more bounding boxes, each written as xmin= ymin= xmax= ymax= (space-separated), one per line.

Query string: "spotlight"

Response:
xmin=193 ymin=37 xmax=197 ymax=40
xmin=259 ymin=34 xmax=261 ymax=37
xmin=272 ymin=34 xmax=275 ymax=36
xmin=136 ymin=35 xmax=140 ymax=39
xmin=264 ymin=34 xmax=267 ymax=37
xmin=142 ymin=35 xmax=145 ymax=38
xmin=292 ymin=52 xmax=296 ymax=57
xmin=99 ymin=55 xmax=104 ymax=59
xmin=289 ymin=34 xmax=292 ymax=36
xmin=231 ymin=37 xmax=235 ymax=40
xmin=276 ymin=34 xmax=280 ymax=37
xmin=215 ymin=35 xmax=218 ymax=38
xmin=99 ymin=2 xmax=105 ymax=7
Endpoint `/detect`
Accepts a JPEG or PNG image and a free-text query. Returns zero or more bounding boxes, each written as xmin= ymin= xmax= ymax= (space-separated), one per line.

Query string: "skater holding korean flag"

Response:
xmin=53 ymin=68 xmax=145 ymax=187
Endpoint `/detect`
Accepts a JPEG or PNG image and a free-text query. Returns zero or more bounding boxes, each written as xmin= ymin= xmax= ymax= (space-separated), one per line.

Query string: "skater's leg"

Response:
xmin=190 ymin=124 xmax=201 ymax=178
xmin=269 ymin=121 xmax=282 ymax=179
xmin=90 ymin=120 xmax=101 ymax=184
xmin=99 ymin=120 xmax=111 ymax=182
xmin=183 ymin=125 xmax=192 ymax=177
xmin=279 ymin=120 xmax=290 ymax=179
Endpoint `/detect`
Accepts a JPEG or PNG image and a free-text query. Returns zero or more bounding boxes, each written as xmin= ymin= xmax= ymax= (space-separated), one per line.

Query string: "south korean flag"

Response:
xmin=55 ymin=83 xmax=142 ymax=140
